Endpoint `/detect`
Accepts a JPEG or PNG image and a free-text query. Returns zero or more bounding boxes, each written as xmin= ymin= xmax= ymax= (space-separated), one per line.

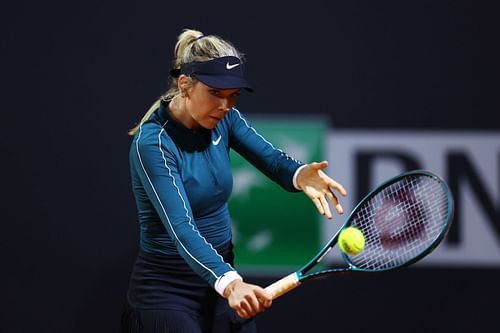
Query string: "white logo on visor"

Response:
xmin=226 ymin=62 xmax=240 ymax=70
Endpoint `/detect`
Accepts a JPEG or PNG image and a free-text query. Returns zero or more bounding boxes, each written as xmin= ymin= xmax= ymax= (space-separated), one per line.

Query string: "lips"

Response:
xmin=210 ymin=115 xmax=224 ymax=121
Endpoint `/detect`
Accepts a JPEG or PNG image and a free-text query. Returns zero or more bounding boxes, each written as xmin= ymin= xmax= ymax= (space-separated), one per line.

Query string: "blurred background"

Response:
xmin=1 ymin=1 xmax=499 ymax=332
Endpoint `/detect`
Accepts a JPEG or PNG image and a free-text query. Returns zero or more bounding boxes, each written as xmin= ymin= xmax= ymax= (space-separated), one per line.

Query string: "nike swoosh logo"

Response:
xmin=226 ymin=62 xmax=240 ymax=70
xmin=212 ymin=135 xmax=222 ymax=145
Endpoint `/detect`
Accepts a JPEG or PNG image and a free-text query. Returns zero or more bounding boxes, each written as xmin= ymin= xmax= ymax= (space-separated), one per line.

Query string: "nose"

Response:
xmin=220 ymin=98 xmax=232 ymax=112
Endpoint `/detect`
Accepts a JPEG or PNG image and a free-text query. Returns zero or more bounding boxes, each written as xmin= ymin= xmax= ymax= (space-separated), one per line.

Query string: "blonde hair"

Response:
xmin=128 ymin=29 xmax=244 ymax=135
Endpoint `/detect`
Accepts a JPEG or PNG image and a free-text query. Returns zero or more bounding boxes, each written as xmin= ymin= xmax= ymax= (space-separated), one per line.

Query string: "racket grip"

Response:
xmin=265 ymin=272 xmax=301 ymax=300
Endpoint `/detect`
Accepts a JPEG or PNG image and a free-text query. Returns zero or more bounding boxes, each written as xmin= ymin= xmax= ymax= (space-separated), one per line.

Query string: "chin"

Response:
xmin=204 ymin=118 xmax=221 ymax=129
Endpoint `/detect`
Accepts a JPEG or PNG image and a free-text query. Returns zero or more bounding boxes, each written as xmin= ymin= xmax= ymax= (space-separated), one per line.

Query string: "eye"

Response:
xmin=209 ymin=89 xmax=221 ymax=96
xmin=231 ymin=91 xmax=241 ymax=97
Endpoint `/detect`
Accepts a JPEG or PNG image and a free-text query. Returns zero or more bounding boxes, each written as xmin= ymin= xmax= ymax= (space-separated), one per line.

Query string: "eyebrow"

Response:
xmin=208 ymin=88 xmax=241 ymax=95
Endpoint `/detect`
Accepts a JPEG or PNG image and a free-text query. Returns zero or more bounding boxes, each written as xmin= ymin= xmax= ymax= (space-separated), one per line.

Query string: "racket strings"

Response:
xmin=347 ymin=175 xmax=450 ymax=270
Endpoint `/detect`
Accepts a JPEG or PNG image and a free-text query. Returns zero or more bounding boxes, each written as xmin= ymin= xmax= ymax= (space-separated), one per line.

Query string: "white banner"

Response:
xmin=324 ymin=130 xmax=500 ymax=267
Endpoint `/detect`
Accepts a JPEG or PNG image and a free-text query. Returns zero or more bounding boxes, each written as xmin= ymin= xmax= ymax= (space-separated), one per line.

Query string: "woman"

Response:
xmin=122 ymin=29 xmax=347 ymax=333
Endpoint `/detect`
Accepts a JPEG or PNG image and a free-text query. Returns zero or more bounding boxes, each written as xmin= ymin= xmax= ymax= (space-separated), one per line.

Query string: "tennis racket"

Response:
xmin=265 ymin=170 xmax=454 ymax=300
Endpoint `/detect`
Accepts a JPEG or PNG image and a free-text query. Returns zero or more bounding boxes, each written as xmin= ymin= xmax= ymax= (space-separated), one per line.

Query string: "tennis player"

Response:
xmin=121 ymin=28 xmax=347 ymax=333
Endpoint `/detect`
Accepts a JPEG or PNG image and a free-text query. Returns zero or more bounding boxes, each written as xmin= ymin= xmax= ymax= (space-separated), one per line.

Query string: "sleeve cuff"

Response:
xmin=292 ymin=164 xmax=307 ymax=190
xmin=214 ymin=271 xmax=243 ymax=297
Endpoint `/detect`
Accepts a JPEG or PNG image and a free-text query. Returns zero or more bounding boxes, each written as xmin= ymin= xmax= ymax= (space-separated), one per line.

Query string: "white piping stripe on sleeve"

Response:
xmin=155 ymin=126 xmax=230 ymax=269
xmin=135 ymin=121 xmax=231 ymax=280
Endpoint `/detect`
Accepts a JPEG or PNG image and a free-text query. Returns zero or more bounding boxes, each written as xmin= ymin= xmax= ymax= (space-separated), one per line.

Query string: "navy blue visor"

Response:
xmin=170 ymin=56 xmax=253 ymax=92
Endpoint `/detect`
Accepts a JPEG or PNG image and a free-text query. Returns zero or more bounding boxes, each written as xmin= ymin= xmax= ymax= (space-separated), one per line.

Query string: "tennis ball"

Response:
xmin=339 ymin=227 xmax=365 ymax=255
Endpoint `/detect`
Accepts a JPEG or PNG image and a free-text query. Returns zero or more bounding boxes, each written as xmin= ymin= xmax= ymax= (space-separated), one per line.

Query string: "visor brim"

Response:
xmin=195 ymin=74 xmax=254 ymax=92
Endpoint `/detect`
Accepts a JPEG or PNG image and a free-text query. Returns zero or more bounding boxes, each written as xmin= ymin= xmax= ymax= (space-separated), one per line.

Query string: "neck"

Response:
xmin=168 ymin=95 xmax=198 ymax=130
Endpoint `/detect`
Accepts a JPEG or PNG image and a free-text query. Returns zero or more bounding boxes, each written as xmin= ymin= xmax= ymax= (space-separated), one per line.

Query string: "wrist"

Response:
xmin=293 ymin=164 xmax=307 ymax=190
xmin=222 ymin=279 xmax=242 ymax=298
xmin=215 ymin=271 xmax=243 ymax=297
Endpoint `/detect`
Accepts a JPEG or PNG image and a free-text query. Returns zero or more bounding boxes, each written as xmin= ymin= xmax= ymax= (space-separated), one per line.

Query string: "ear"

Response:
xmin=177 ymin=75 xmax=191 ymax=98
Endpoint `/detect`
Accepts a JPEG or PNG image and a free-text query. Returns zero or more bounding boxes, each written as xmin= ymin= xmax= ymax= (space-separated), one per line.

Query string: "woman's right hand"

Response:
xmin=223 ymin=279 xmax=272 ymax=318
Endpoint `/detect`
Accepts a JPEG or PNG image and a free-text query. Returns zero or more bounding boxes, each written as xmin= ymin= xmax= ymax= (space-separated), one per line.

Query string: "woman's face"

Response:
xmin=184 ymin=80 xmax=241 ymax=130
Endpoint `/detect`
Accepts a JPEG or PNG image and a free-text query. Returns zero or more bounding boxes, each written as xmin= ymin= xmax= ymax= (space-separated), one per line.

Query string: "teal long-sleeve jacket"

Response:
xmin=129 ymin=101 xmax=303 ymax=289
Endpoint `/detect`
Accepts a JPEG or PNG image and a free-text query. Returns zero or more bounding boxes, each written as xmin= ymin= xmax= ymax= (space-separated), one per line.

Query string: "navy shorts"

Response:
xmin=121 ymin=243 xmax=257 ymax=333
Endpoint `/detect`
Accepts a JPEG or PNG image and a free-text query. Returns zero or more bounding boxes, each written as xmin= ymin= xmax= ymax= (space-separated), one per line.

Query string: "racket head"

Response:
xmin=341 ymin=170 xmax=454 ymax=272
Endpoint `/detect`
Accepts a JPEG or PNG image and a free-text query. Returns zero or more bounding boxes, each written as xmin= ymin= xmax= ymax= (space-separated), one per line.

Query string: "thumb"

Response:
xmin=254 ymin=287 xmax=273 ymax=307
xmin=312 ymin=160 xmax=328 ymax=170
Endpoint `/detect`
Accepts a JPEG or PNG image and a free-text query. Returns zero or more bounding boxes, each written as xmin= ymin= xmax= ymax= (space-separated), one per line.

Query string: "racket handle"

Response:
xmin=265 ymin=272 xmax=301 ymax=300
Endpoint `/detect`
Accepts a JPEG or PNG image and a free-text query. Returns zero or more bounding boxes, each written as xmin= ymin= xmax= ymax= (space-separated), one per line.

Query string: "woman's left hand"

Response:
xmin=296 ymin=161 xmax=347 ymax=219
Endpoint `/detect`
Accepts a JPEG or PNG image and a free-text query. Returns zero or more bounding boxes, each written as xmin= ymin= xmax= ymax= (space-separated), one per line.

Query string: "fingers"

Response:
xmin=320 ymin=195 xmax=333 ymax=219
xmin=236 ymin=295 xmax=268 ymax=318
xmin=307 ymin=188 xmax=335 ymax=218
xmin=238 ymin=298 xmax=256 ymax=318
xmin=228 ymin=283 xmax=272 ymax=319
xmin=329 ymin=179 xmax=347 ymax=197
xmin=311 ymin=196 xmax=324 ymax=215
xmin=324 ymin=189 xmax=343 ymax=215
xmin=236 ymin=308 xmax=249 ymax=318
xmin=320 ymin=170 xmax=347 ymax=214
xmin=328 ymin=181 xmax=346 ymax=215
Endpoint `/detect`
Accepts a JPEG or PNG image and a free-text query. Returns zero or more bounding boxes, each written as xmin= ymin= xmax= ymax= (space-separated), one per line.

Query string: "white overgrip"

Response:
xmin=264 ymin=272 xmax=301 ymax=300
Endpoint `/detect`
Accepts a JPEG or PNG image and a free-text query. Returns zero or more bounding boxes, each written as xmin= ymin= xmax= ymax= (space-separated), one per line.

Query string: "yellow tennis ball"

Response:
xmin=339 ymin=227 xmax=365 ymax=255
